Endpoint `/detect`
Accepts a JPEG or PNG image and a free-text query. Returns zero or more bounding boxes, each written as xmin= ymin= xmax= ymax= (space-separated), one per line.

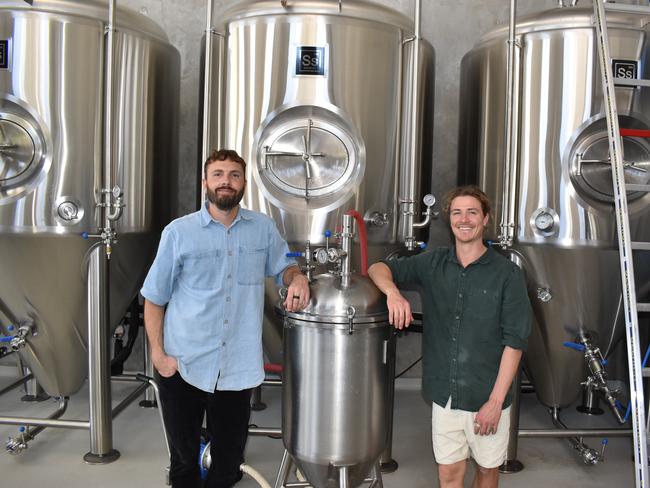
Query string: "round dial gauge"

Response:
xmin=534 ymin=211 xmax=555 ymax=232
xmin=315 ymin=248 xmax=329 ymax=264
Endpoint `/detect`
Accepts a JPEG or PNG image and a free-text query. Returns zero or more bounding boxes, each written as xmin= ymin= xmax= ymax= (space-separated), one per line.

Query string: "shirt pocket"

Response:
xmin=181 ymin=250 xmax=222 ymax=290
xmin=465 ymin=286 xmax=501 ymax=341
xmin=238 ymin=245 xmax=267 ymax=285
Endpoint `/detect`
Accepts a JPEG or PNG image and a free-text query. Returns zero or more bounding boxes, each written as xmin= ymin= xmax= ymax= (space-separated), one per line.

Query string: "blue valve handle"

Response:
xmin=324 ymin=230 xmax=332 ymax=238
xmin=0 ymin=336 xmax=12 ymax=343
xmin=419 ymin=242 xmax=427 ymax=249
xmin=601 ymin=438 xmax=609 ymax=446
xmin=563 ymin=341 xmax=586 ymax=352
xmin=286 ymin=252 xmax=304 ymax=258
xmin=81 ymin=232 xmax=89 ymax=240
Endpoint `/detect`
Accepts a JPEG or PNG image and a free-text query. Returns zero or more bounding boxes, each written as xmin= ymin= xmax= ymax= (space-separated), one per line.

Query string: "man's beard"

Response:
xmin=206 ymin=185 xmax=245 ymax=211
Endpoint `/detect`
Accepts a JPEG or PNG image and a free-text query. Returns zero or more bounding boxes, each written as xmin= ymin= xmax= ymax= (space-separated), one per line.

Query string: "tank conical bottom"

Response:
xmin=294 ymin=457 xmax=374 ymax=488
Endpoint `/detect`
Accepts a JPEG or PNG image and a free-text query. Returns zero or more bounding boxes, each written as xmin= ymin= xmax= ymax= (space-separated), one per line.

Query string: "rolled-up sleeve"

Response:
xmin=500 ymin=266 xmax=532 ymax=350
xmin=384 ymin=252 xmax=430 ymax=287
xmin=140 ymin=227 xmax=179 ymax=306
xmin=264 ymin=221 xmax=296 ymax=285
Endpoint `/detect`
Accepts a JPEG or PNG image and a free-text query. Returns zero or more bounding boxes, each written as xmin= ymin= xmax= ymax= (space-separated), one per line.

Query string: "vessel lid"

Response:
xmin=277 ymin=273 xmax=388 ymax=325
xmin=3 ymin=0 xmax=169 ymax=43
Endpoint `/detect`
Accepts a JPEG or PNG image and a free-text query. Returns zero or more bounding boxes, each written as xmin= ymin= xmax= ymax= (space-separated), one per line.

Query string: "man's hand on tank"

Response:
xmin=152 ymin=351 xmax=178 ymax=378
xmin=284 ymin=273 xmax=310 ymax=312
xmin=386 ymin=290 xmax=413 ymax=330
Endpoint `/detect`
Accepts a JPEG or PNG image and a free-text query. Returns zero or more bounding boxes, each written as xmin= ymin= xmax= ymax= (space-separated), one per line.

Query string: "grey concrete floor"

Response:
xmin=0 ymin=373 xmax=635 ymax=487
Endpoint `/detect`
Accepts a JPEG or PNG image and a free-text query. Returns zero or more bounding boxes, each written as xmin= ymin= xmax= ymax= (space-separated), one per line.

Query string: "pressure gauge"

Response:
xmin=534 ymin=212 xmax=554 ymax=231
xmin=530 ymin=207 xmax=558 ymax=236
xmin=423 ymin=194 xmax=436 ymax=207
xmin=315 ymin=248 xmax=329 ymax=264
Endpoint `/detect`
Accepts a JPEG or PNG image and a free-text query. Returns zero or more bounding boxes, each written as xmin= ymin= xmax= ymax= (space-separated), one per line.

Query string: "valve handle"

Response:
xmin=286 ymin=252 xmax=304 ymax=258
xmin=324 ymin=230 xmax=332 ymax=238
xmin=7 ymin=325 xmax=14 ymax=331
xmin=418 ymin=242 xmax=427 ymax=250
xmin=563 ymin=341 xmax=586 ymax=352
xmin=0 ymin=337 xmax=12 ymax=343
xmin=81 ymin=232 xmax=89 ymax=240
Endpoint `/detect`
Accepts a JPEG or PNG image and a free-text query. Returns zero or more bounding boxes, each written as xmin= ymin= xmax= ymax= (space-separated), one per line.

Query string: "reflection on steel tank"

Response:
xmin=458 ymin=4 xmax=650 ymax=408
xmin=0 ymin=1 xmax=179 ymax=396
xmin=200 ymin=0 xmax=434 ymax=365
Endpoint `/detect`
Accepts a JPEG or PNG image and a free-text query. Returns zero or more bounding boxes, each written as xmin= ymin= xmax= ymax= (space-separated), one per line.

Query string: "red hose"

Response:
xmin=620 ymin=128 xmax=650 ymax=138
xmin=264 ymin=363 xmax=283 ymax=374
xmin=345 ymin=209 xmax=368 ymax=276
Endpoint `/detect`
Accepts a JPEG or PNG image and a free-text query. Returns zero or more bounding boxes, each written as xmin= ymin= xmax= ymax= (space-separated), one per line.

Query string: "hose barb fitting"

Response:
xmin=9 ymin=320 xmax=36 ymax=352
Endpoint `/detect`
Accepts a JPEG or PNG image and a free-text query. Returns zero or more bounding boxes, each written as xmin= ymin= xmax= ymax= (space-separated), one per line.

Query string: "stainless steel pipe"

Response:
xmin=84 ymin=245 xmax=120 ymax=464
xmin=519 ymin=429 xmax=632 ymax=438
xmin=499 ymin=0 xmax=519 ymax=247
xmin=0 ymin=416 xmax=89 ymax=429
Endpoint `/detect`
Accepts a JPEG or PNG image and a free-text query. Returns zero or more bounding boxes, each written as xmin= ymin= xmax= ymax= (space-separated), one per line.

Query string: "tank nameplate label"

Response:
xmin=612 ymin=59 xmax=637 ymax=80
xmin=0 ymin=40 xmax=9 ymax=70
xmin=295 ymin=46 xmax=326 ymax=76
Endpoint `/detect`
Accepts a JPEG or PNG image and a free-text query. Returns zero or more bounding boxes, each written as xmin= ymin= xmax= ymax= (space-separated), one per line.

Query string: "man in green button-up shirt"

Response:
xmin=369 ymin=186 xmax=532 ymax=488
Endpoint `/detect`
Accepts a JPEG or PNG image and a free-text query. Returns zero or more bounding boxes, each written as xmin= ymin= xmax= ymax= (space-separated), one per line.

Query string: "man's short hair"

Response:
xmin=203 ymin=149 xmax=246 ymax=178
xmin=443 ymin=185 xmax=491 ymax=219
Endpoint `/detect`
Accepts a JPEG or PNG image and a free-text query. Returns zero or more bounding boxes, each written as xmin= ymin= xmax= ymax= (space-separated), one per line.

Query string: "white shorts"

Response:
xmin=431 ymin=398 xmax=511 ymax=469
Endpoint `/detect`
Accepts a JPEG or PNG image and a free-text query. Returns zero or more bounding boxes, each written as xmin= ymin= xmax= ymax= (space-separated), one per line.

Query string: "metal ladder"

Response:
xmin=593 ymin=1 xmax=650 ymax=486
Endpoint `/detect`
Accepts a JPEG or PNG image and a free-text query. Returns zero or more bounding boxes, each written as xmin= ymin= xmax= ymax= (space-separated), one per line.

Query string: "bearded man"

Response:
xmin=141 ymin=149 xmax=309 ymax=487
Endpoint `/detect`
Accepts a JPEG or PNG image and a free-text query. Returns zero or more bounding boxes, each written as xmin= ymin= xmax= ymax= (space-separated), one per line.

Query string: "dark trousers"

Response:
xmin=158 ymin=372 xmax=252 ymax=488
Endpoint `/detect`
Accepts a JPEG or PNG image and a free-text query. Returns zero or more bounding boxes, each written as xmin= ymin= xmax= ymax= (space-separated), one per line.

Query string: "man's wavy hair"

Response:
xmin=203 ymin=149 xmax=246 ymax=178
xmin=442 ymin=185 xmax=491 ymax=220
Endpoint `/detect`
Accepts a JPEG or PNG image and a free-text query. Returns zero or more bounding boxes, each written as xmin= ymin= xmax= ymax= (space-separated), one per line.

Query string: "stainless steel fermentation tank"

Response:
xmin=276 ymin=214 xmax=394 ymax=488
xmin=458 ymin=5 xmax=650 ymax=408
xmin=200 ymin=0 xmax=434 ymax=364
xmin=0 ymin=1 xmax=179 ymax=397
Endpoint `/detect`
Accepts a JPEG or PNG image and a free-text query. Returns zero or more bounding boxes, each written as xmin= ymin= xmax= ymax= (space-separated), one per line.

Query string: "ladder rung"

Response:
xmin=644 ymin=367 xmax=650 ymax=377
xmin=627 ymin=184 xmax=650 ymax=192
xmin=614 ymin=78 xmax=650 ymax=88
xmin=621 ymin=129 xmax=650 ymax=138
xmin=639 ymin=303 xmax=650 ymax=313
xmin=631 ymin=242 xmax=650 ymax=251
xmin=604 ymin=3 xmax=650 ymax=15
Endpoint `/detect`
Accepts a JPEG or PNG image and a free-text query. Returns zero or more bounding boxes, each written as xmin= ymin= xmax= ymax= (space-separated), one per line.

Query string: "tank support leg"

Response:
xmin=379 ymin=336 xmax=398 ymax=473
xmin=84 ymin=245 xmax=120 ymax=464
xmin=338 ymin=466 xmax=350 ymax=488
xmin=139 ymin=334 xmax=157 ymax=408
xmin=274 ymin=449 xmax=292 ymax=488
xmin=367 ymin=461 xmax=384 ymax=488
xmin=500 ymin=367 xmax=523 ymax=473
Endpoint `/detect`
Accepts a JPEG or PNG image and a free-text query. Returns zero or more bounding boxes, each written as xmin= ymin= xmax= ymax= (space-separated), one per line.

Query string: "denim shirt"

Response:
xmin=386 ymin=247 xmax=532 ymax=411
xmin=141 ymin=204 xmax=295 ymax=393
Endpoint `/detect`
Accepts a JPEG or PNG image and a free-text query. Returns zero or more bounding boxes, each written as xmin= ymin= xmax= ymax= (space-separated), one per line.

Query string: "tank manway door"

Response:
xmin=0 ymin=112 xmax=46 ymax=201
xmin=255 ymin=106 xmax=364 ymax=209
xmin=570 ymin=119 xmax=650 ymax=203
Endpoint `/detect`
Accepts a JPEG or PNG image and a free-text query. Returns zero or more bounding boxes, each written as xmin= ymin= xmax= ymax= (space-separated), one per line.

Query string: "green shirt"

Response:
xmin=386 ymin=246 xmax=532 ymax=411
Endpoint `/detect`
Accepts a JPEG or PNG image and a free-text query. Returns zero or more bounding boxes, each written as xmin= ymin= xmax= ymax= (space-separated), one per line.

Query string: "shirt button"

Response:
xmin=228 ymin=250 xmax=233 ymax=256
xmin=461 ymin=272 xmax=466 ymax=277
xmin=452 ymin=337 xmax=456 ymax=341
xmin=226 ymin=297 xmax=231 ymax=302
xmin=222 ymin=342 xmax=226 ymax=347
xmin=455 ymin=315 xmax=460 ymax=320
xmin=224 ymin=320 xmax=229 ymax=324
xmin=458 ymin=293 xmax=463 ymax=298
xmin=452 ymin=358 xmax=456 ymax=362
xmin=227 ymin=274 xmax=232 ymax=279
xmin=227 ymin=230 xmax=231 ymax=235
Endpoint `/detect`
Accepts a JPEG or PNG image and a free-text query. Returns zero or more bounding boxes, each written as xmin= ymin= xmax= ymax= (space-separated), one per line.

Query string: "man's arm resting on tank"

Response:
xmin=473 ymin=346 xmax=523 ymax=436
xmin=143 ymin=299 xmax=178 ymax=378
xmin=368 ymin=262 xmax=413 ymax=330
xmin=282 ymin=265 xmax=310 ymax=312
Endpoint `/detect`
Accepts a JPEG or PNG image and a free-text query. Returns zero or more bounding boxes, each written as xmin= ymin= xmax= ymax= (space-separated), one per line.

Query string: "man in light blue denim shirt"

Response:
xmin=141 ymin=149 xmax=309 ymax=488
